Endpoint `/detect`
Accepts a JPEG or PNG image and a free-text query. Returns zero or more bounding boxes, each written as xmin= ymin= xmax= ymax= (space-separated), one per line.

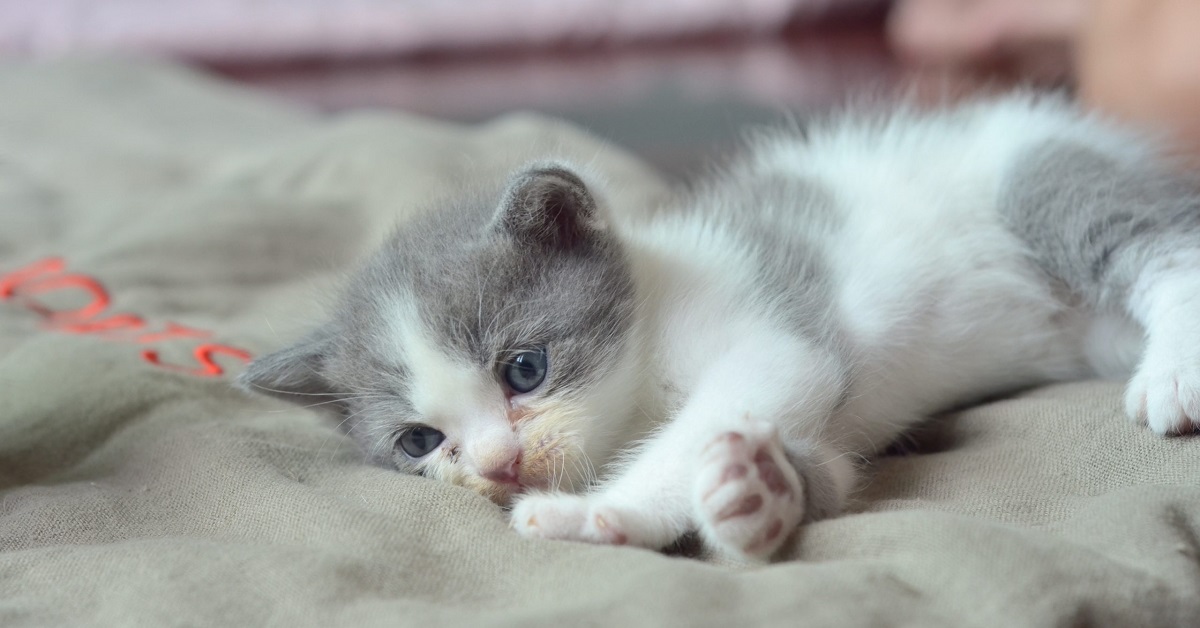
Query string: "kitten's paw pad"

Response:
xmin=510 ymin=494 xmax=630 ymax=546
xmin=694 ymin=426 xmax=805 ymax=559
xmin=1125 ymin=362 xmax=1200 ymax=435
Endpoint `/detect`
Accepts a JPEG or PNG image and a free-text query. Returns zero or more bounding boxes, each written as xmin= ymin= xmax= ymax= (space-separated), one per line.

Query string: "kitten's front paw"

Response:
xmin=510 ymin=493 xmax=632 ymax=546
xmin=1125 ymin=353 xmax=1200 ymax=435
xmin=694 ymin=423 xmax=805 ymax=560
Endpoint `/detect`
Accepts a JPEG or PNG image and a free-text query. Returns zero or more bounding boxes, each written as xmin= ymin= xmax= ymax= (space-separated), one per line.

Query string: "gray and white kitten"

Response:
xmin=241 ymin=93 xmax=1200 ymax=562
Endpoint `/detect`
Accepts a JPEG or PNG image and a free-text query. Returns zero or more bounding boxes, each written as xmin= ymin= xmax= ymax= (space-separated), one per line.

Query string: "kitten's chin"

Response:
xmin=475 ymin=476 xmax=547 ymax=507
xmin=450 ymin=463 xmax=562 ymax=506
xmin=493 ymin=476 xmax=552 ymax=508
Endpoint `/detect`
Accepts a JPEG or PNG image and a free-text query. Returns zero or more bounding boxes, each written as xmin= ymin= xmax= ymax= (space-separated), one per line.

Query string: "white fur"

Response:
xmin=1124 ymin=250 xmax=1200 ymax=434
xmin=512 ymin=94 xmax=1198 ymax=561
xmin=390 ymin=299 xmax=520 ymax=478
xmin=388 ymin=289 xmax=652 ymax=496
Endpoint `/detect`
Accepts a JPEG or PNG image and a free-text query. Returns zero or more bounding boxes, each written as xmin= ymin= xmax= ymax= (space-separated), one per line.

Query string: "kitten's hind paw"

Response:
xmin=510 ymin=493 xmax=633 ymax=547
xmin=1124 ymin=356 xmax=1200 ymax=435
xmin=693 ymin=424 xmax=806 ymax=561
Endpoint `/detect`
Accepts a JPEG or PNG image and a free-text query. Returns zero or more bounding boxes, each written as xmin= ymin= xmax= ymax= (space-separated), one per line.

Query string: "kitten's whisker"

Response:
xmin=556 ymin=449 xmax=569 ymax=492
xmin=584 ymin=448 xmax=599 ymax=486
xmin=549 ymin=452 xmax=560 ymax=492
xmin=287 ymin=395 xmax=390 ymax=412
xmin=316 ymin=406 xmax=375 ymax=464
xmin=563 ymin=456 xmax=577 ymax=492
xmin=569 ymin=455 xmax=591 ymax=492
xmin=246 ymin=383 xmax=365 ymax=398
xmin=560 ymin=437 xmax=596 ymax=489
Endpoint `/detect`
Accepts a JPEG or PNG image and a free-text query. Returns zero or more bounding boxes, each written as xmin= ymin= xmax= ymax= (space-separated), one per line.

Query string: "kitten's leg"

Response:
xmin=998 ymin=142 xmax=1200 ymax=434
xmin=681 ymin=334 xmax=852 ymax=559
xmin=690 ymin=413 xmax=849 ymax=560
xmin=510 ymin=413 xmax=711 ymax=551
xmin=686 ymin=333 xmax=854 ymax=559
xmin=512 ymin=333 xmax=854 ymax=561
xmin=1124 ymin=251 xmax=1200 ymax=434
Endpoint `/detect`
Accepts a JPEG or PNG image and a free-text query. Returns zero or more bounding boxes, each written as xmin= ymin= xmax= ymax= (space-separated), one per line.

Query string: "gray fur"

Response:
xmin=999 ymin=141 xmax=1200 ymax=308
xmin=687 ymin=168 xmax=854 ymax=413
xmin=701 ymin=171 xmax=845 ymax=338
xmin=238 ymin=324 xmax=338 ymax=406
xmin=240 ymin=164 xmax=636 ymax=470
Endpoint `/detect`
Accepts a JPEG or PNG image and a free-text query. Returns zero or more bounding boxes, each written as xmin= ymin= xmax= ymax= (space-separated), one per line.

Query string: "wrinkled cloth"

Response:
xmin=0 ymin=59 xmax=1198 ymax=628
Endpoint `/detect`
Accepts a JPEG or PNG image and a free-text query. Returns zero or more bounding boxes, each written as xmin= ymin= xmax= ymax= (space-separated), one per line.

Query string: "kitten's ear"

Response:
xmin=238 ymin=325 xmax=342 ymax=411
xmin=492 ymin=164 xmax=602 ymax=249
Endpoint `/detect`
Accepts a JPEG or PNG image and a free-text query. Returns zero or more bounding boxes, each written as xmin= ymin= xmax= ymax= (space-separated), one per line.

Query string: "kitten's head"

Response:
xmin=240 ymin=163 xmax=641 ymax=505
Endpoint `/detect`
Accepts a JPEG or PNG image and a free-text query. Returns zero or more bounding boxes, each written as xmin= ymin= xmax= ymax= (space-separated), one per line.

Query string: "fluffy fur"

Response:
xmin=241 ymin=93 xmax=1200 ymax=562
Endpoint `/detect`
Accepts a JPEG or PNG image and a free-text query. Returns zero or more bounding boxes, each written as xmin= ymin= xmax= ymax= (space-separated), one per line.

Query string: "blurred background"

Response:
xmin=0 ymin=0 xmax=1094 ymax=180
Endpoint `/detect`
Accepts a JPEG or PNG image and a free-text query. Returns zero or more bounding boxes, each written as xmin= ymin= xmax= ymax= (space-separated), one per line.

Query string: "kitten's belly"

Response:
xmin=832 ymin=310 xmax=1086 ymax=454
xmin=830 ymin=238 xmax=1105 ymax=452
xmin=831 ymin=267 xmax=1150 ymax=456
xmin=1083 ymin=313 xmax=1143 ymax=379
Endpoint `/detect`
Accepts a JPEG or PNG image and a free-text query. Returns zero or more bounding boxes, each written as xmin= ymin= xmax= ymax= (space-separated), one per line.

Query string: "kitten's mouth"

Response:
xmin=485 ymin=472 xmax=548 ymax=506
xmin=480 ymin=431 xmax=573 ymax=505
xmin=507 ymin=473 xmax=549 ymax=491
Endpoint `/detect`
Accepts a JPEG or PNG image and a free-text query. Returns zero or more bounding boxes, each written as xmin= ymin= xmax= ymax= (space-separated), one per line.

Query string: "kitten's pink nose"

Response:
xmin=481 ymin=452 xmax=522 ymax=486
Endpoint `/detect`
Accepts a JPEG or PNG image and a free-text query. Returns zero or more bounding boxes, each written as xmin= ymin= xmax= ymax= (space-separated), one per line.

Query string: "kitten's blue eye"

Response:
xmin=504 ymin=348 xmax=548 ymax=394
xmin=397 ymin=426 xmax=444 ymax=458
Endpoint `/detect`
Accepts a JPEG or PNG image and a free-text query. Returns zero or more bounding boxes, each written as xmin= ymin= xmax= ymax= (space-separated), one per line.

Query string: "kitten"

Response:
xmin=240 ymin=93 xmax=1200 ymax=562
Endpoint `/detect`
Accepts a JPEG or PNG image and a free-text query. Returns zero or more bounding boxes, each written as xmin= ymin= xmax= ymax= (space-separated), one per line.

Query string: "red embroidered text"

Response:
xmin=0 ymin=257 xmax=252 ymax=377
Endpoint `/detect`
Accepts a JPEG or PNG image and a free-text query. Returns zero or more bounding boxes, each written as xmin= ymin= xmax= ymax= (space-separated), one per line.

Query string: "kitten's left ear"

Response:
xmin=492 ymin=163 xmax=603 ymax=249
xmin=237 ymin=325 xmax=344 ymax=411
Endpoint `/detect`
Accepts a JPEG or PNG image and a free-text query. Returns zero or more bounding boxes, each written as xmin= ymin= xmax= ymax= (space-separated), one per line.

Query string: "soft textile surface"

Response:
xmin=0 ymin=0 xmax=881 ymax=63
xmin=1 ymin=59 xmax=1199 ymax=628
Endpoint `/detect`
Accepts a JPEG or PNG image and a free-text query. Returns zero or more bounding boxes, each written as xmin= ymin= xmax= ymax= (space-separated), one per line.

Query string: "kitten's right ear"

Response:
xmin=492 ymin=163 xmax=602 ymax=249
xmin=238 ymin=325 xmax=342 ymax=410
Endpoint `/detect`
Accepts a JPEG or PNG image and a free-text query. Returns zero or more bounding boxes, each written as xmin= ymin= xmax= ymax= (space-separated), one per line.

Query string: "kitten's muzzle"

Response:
xmin=480 ymin=451 xmax=522 ymax=487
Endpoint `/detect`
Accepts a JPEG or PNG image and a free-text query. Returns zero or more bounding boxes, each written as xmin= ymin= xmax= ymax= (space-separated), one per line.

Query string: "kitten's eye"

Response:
xmin=397 ymin=426 xmax=445 ymax=458
xmin=503 ymin=348 xmax=548 ymax=394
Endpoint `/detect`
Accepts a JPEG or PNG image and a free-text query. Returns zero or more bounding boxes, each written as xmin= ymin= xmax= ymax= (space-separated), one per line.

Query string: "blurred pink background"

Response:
xmin=1 ymin=0 xmax=909 ymax=178
xmin=1 ymin=0 xmax=883 ymax=62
